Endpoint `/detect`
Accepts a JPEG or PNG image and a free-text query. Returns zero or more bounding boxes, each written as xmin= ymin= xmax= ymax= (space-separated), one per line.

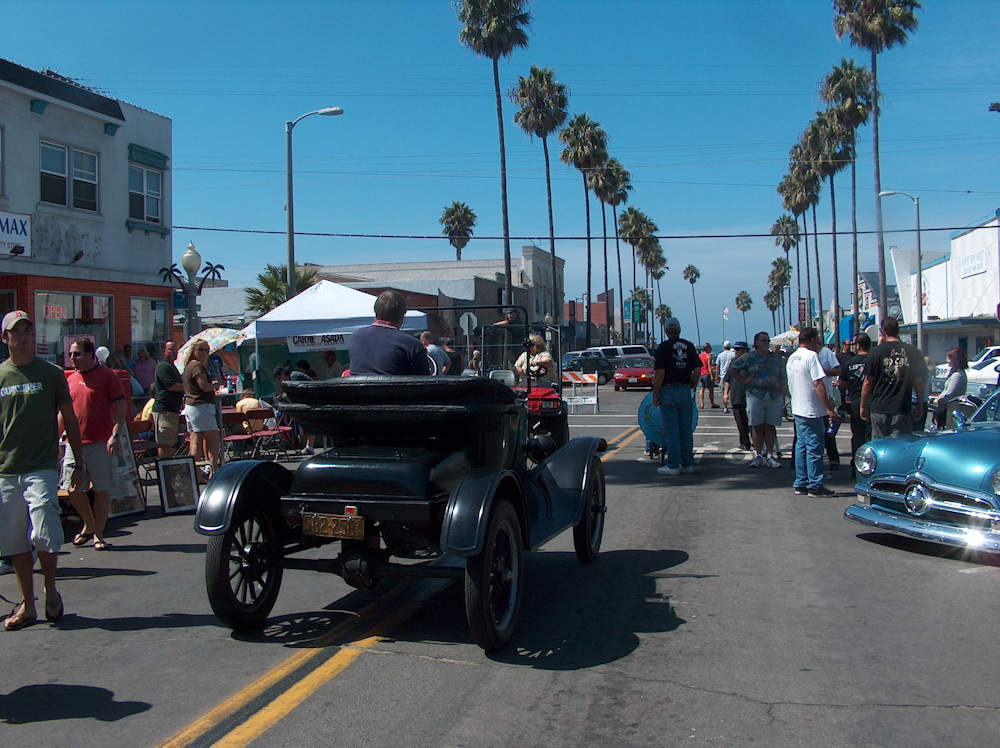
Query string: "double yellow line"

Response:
xmin=603 ymin=425 xmax=642 ymax=456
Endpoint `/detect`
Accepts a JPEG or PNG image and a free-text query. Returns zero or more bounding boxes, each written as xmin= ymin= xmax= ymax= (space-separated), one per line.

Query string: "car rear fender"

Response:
xmin=440 ymin=469 xmax=526 ymax=557
xmin=524 ymin=436 xmax=607 ymax=528
xmin=194 ymin=460 xmax=294 ymax=536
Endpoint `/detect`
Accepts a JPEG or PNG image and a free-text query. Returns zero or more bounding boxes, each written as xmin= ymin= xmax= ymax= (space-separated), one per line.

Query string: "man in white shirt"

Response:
xmin=786 ymin=327 xmax=839 ymax=497
xmin=716 ymin=341 xmax=736 ymax=414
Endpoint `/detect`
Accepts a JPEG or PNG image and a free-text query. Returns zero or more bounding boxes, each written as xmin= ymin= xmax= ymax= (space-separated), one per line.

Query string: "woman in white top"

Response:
xmin=514 ymin=335 xmax=555 ymax=385
xmin=931 ymin=347 xmax=968 ymax=429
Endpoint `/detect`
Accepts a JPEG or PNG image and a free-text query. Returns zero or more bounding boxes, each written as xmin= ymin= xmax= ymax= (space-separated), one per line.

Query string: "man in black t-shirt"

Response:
xmin=152 ymin=341 xmax=184 ymax=458
xmin=838 ymin=332 xmax=871 ymax=473
xmin=860 ymin=317 xmax=928 ymax=439
xmin=348 ymin=290 xmax=430 ymax=376
xmin=651 ymin=318 xmax=701 ymax=476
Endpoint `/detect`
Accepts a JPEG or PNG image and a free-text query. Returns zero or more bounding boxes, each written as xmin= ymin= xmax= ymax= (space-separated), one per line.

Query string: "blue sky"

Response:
xmin=5 ymin=1 xmax=998 ymax=344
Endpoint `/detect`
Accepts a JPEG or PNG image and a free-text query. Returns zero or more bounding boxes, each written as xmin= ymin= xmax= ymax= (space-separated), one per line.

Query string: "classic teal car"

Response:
xmin=845 ymin=390 xmax=1000 ymax=553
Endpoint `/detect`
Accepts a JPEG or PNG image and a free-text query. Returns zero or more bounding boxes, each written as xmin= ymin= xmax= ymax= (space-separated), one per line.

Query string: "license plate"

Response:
xmin=628 ymin=377 xmax=637 ymax=383
xmin=301 ymin=512 xmax=365 ymax=540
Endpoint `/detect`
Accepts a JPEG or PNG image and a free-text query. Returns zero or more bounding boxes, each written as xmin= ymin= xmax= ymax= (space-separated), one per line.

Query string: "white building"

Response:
xmin=0 ymin=59 xmax=174 ymax=364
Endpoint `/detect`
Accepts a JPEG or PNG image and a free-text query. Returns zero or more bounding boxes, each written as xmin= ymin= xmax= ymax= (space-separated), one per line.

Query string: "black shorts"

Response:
xmin=699 ymin=374 xmax=715 ymax=390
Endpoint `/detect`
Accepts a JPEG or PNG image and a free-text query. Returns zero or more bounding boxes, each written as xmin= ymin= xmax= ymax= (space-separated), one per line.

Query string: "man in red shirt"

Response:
xmin=697 ymin=343 xmax=720 ymax=409
xmin=61 ymin=338 xmax=128 ymax=551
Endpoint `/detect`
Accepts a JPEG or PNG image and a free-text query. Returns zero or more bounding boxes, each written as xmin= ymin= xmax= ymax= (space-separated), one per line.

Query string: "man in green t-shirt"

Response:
xmin=0 ymin=310 xmax=85 ymax=631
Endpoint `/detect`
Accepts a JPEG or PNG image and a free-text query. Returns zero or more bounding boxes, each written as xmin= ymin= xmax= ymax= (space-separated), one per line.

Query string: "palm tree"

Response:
xmin=821 ymin=58 xmax=873 ymax=336
xmin=683 ymin=264 xmax=702 ymax=347
xmin=606 ymin=161 xmax=632 ymax=344
xmin=439 ymin=201 xmax=477 ymax=261
xmin=735 ymin=291 xmax=752 ymax=342
xmin=632 ymin=287 xmax=652 ymax=341
xmin=787 ymin=143 xmax=820 ymax=329
xmin=245 ymin=263 xmax=319 ymax=315
xmin=769 ymin=257 xmax=791 ymax=327
xmin=590 ymin=157 xmax=629 ymax=339
xmin=834 ymin=0 xmax=921 ymax=321
xmin=770 ymin=215 xmax=798 ymax=328
xmin=618 ymin=206 xmax=654 ymax=341
xmin=636 ymin=236 xmax=663 ymax=346
xmin=560 ymin=113 xmax=608 ymax=340
xmin=655 ymin=304 xmax=673 ymax=337
xmin=457 ymin=0 xmax=531 ymax=307
xmin=764 ymin=289 xmax=781 ymax=335
xmin=648 ymin=251 xmax=667 ymax=345
xmin=510 ymin=65 xmax=569 ymax=322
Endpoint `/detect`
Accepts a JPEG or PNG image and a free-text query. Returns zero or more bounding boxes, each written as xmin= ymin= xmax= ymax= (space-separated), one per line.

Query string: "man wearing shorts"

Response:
xmin=729 ymin=331 xmax=786 ymax=468
xmin=152 ymin=340 xmax=184 ymax=458
xmin=63 ymin=337 xmax=128 ymax=551
xmin=697 ymin=344 xmax=719 ymax=409
xmin=0 ymin=311 xmax=85 ymax=630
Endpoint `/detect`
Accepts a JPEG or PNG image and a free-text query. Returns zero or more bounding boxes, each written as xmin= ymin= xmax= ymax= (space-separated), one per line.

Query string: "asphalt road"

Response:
xmin=2 ymin=386 xmax=999 ymax=747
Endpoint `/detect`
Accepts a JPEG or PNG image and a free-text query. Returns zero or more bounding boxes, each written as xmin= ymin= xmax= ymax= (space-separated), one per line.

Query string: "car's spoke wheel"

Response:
xmin=465 ymin=500 xmax=523 ymax=652
xmin=206 ymin=505 xmax=284 ymax=630
xmin=573 ymin=457 xmax=605 ymax=563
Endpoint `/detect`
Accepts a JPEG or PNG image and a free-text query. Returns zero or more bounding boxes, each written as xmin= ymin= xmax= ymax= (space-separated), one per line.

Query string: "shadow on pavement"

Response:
xmin=856 ymin=531 xmax=1000 ymax=566
xmin=55 ymin=612 xmax=220 ymax=632
xmin=235 ymin=610 xmax=360 ymax=646
xmin=54 ymin=567 xmax=157 ymax=580
xmin=101 ymin=543 xmax=207 ymax=554
xmin=389 ymin=548 xmax=691 ymax=669
xmin=0 ymin=684 xmax=150 ymax=724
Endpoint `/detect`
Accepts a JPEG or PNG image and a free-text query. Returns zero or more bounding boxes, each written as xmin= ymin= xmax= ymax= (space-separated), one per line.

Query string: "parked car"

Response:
xmin=587 ymin=345 xmax=650 ymax=362
xmin=613 ymin=355 xmax=655 ymax=391
xmin=561 ymin=350 xmax=601 ymax=368
xmin=195 ymin=376 xmax=607 ymax=652
xmin=563 ymin=356 xmax=617 ymax=385
xmin=964 ymin=356 xmax=1000 ymax=387
xmin=934 ymin=346 xmax=1000 ymax=379
xmin=845 ymin=387 xmax=1000 ymax=554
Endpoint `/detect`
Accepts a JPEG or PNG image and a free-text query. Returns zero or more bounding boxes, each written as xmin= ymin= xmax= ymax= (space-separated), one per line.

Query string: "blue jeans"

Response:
xmin=793 ymin=416 xmax=825 ymax=489
xmin=658 ymin=387 xmax=695 ymax=469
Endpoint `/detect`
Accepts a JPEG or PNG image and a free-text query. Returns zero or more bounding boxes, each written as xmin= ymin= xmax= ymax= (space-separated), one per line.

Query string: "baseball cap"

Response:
xmin=723 ymin=340 xmax=731 ymax=348
xmin=1 ymin=310 xmax=32 ymax=333
xmin=663 ymin=317 xmax=681 ymax=331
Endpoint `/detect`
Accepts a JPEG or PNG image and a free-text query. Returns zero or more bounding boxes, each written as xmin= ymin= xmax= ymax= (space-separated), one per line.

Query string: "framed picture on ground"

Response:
xmin=157 ymin=456 xmax=200 ymax=516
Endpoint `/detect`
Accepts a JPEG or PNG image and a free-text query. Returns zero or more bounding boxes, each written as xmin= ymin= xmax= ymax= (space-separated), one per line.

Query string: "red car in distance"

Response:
xmin=613 ymin=354 xmax=655 ymax=391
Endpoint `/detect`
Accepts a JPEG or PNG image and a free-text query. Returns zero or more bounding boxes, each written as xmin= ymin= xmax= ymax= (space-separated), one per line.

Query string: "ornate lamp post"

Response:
xmin=161 ymin=242 xmax=225 ymax=339
xmin=285 ymin=106 xmax=343 ymax=300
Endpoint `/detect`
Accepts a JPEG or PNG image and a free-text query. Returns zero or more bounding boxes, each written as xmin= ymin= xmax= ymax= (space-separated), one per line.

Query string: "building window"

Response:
xmin=39 ymin=141 xmax=98 ymax=212
xmin=129 ymin=165 xmax=161 ymax=224
xmin=131 ymin=297 xmax=167 ymax=359
xmin=34 ymin=291 xmax=112 ymax=367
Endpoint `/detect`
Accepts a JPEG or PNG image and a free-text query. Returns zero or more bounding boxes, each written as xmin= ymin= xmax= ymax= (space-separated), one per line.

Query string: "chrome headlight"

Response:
xmin=991 ymin=467 xmax=1000 ymax=495
xmin=855 ymin=445 xmax=877 ymax=476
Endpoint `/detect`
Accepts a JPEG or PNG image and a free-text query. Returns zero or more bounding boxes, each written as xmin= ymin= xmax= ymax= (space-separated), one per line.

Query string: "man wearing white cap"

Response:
xmin=0 ymin=310 xmax=85 ymax=630
xmin=651 ymin=317 xmax=700 ymax=476
xmin=716 ymin=341 xmax=736 ymax=414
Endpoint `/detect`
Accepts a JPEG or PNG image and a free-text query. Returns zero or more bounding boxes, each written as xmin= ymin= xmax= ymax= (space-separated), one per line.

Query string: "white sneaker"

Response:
xmin=681 ymin=466 xmax=694 ymax=474
xmin=749 ymin=455 xmax=764 ymax=468
xmin=765 ymin=455 xmax=782 ymax=468
xmin=657 ymin=465 xmax=681 ymax=476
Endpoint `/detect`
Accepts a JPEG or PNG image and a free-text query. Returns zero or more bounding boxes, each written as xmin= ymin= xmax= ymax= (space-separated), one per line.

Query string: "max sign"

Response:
xmin=286 ymin=334 xmax=349 ymax=353
xmin=0 ymin=210 xmax=31 ymax=257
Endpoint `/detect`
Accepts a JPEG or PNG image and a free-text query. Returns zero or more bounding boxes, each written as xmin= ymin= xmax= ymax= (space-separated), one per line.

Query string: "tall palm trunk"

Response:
xmin=829 ymin=172 xmax=840 ymax=345
xmin=582 ymin=173 xmax=592 ymax=344
xmin=690 ymin=283 xmax=701 ymax=347
xmin=795 ymin=215 xmax=803 ymax=328
xmin=491 ymin=59 xmax=512 ymax=306
xmin=812 ymin=204 xmax=824 ymax=341
xmin=871 ymin=49 xmax=887 ymax=322
xmin=631 ymin=246 xmax=637 ymax=344
xmin=771 ymin=307 xmax=777 ymax=336
xmin=803 ymin=214 xmax=812 ymax=328
xmin=601 ymin=204 xmax=610 ymax=343
xmin=613 ymin=206 xmax=624 ymax=345
xmin=784 ymin=247 xmax=792 ymax=329
xmin=742 ymin=311 xmax=748 ymax=342
xmin=851 ymin=153 xmax=860 ymax=337
xmin=542 ymin=135 xmax=558 ymax=324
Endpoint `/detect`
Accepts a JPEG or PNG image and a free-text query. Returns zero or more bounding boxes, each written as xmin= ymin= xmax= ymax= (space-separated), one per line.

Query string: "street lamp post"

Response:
xmin=181 ymin=242 xmax=202 ymax=338
xmin=285 ymin=106 xmax=344 ymax=300
xmin=879 ymin=191 xmax=922 ymax=352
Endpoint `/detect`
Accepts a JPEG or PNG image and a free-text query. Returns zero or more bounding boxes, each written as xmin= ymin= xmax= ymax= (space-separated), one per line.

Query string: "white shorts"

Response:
xmin=185 ymin=403 xmax=218 ymax=433
xmin=0 ymin=470 xmax=63 ymax=555
xmin=747 ymin=393 xmax=783 ymax=427
xmin=61 ymin=441 xmax=116 ymax=493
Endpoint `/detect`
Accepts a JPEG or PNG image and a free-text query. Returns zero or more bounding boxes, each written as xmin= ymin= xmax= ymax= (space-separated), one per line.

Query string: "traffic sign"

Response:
xmin=458 ymin=312 xmax=478 ymax=334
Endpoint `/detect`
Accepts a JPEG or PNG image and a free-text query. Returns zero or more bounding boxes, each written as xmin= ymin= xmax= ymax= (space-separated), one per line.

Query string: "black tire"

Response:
xmin=597 ymin=373 xmax=609 ymax=385
xmin=205 ymin=502 xmax=284 ymax=630
xmin=548 ymin=414 xmax=570 ymax=448
xmin=465 ymin=500 xmax=523 ymax=652
xmin=573 ymin=457 xmax=605 ymax=563
xmin=614 ymin=385 xmax=620 ymax=392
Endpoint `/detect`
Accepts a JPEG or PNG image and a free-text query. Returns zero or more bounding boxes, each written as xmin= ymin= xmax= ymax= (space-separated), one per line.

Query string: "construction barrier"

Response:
xmin=562 ymin=372 xmax=599 ymax=413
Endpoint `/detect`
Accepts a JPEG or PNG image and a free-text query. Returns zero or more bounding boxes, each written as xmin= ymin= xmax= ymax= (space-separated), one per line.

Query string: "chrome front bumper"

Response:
xmin=844 ymin=502 xmax=1000 ymax=553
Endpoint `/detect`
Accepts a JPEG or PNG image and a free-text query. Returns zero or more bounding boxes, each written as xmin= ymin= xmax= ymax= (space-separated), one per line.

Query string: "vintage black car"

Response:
xmin=194 ymin=375 xmax=606 ymax=651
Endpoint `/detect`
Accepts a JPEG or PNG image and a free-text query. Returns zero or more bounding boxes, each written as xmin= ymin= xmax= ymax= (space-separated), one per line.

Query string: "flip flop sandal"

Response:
xmin=4 ymin=603 xmax=37 ymax=632
xmin=93 ymin=539 xmax=110 ymax=551
xmin=73 ymin=533 xmax=93 ymax=547
xmin=45 ymin=592 xmax=63 ymax=622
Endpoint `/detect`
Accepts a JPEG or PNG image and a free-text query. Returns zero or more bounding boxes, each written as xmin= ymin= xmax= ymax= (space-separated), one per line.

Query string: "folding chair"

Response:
xmin=129 ymin=418 xmax=157 ymax=494
xmin=221 ymin=408 xmax=254 ymax=462
xmin=245 ymin=407 xmax=289 ymax=461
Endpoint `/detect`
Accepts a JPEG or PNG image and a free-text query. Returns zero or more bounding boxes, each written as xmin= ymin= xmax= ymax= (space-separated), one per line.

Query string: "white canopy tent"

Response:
xmin=238 ymin=280 xmax=427 ymax=343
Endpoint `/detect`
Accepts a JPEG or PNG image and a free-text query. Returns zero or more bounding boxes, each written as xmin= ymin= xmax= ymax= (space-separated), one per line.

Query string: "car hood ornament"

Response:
xmin=904 ymin=484 xmax=933 ymax=516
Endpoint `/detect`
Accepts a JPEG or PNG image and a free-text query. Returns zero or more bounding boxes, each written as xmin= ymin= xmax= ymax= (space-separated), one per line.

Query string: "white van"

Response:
xmin=586 ymin=345 xmax=650 ymax=362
